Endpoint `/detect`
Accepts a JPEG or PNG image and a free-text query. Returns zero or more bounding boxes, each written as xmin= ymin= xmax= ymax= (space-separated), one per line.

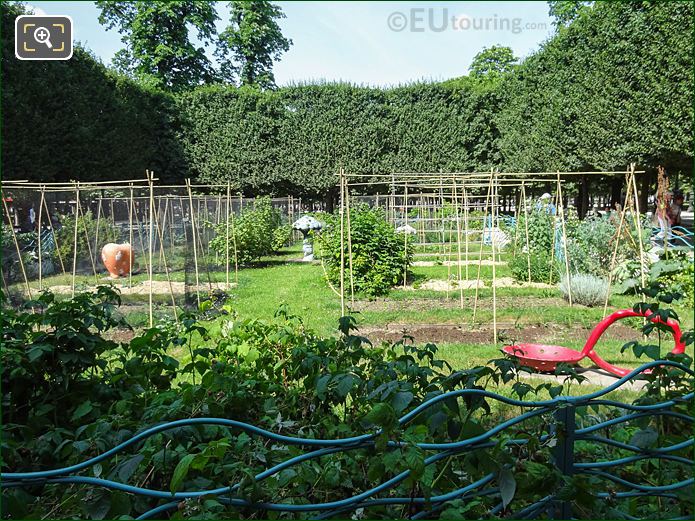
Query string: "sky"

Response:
xmin=27 ymin=1 xmax=554 ymax=86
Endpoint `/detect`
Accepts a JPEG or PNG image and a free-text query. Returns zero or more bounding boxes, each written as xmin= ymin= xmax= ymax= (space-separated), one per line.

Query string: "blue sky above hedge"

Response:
xmin=28 ymin=1 xmax=553 ymax=86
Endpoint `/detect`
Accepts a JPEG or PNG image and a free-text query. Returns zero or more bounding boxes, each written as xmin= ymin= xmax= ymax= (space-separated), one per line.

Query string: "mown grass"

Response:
xmin=12 ymin=243 xmax=692 ymax=378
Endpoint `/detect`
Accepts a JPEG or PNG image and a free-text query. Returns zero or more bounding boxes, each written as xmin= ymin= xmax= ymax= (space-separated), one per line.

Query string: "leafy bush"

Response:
xmin=558 ymin=273 xmax=608 ymax=307
xmin=1 ymin=288 xmax=693 ymax=519
xmin=209 ymin=197 xmax=284 ymax=265
xmin=509 ymin=249 xmax=558 ymax=283
xmin=316 ymin=205 xmax=411 ymax=296
xmin=271 ymin=223 xmax=293 ymax=250
xmin=55 ymin=210 xmax=120 ymax=264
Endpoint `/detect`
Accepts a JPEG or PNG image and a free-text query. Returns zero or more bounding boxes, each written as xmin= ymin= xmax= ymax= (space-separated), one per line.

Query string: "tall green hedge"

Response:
xmin=177 ymin=81 xmax=502 ymax=196
xmin=2 ymin=1 xmax=692 ymax=193
xmin=1 ymin=2 xmax=186 ymax=183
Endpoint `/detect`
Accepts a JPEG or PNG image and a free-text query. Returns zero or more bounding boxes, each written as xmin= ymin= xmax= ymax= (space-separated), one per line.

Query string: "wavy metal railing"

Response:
xmin=2 ymin=361 xmax=693 ymax=519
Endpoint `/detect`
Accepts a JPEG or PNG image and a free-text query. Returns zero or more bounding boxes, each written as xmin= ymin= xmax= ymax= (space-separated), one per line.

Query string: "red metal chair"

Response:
xmin=501 ymin=309 xmax=685 ymax=377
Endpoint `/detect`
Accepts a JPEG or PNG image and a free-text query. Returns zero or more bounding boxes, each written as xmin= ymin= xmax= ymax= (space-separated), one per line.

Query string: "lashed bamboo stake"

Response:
xmin=150 ymin=178 xmax=178 ymax=323
xmin=128 ymin=185 xmax=135 ymax=289
xmin=1 ymin=193 xmax=32 ymax=299
xmin=491 ymin=174 xmax=499 ymax=343
xmin=186 ymin=179 xmax=201 ymax=308
xmin=603 ymin=170 xmax=634 ymax=316
xmin=37 ymin=187 xmax=45 ymax=291
xmin=93 ymin=196 xmax=103 ymax=272
xmin=70 ymin=186 xmax=80 ymax=296
xmin=41 ymin=194 xmax=66 ymax=275
xmin=472 ymin=173 xmax=494 ymax=322
xmin=521 ymin=182 xmax=532 ymax=283
xmin=345 ymin=177 xmax=356 ymax=308
xmin=403 ymin=182 xmax=410 ymax=289
xmin=75 ymin=190 xmax=99 ymax=283
xmin=339 ymin=171 xmax=346 ymax=316
xmin=556 ymin=173 xmax=572 ymax=306
xmin=225 ymin=182 xmax=231 ymax=288
xmin=629 ymin=164 xmax=647 ymax=292
xmin=147 ymin=171 xmax=155 ymax=327
xmin=231 ymin=193 xmax=239 ymax=284
xmin=452 ymin=179 xmax=464 ymax=309
xmin=463 ymin=185 xmax=470 ymax=281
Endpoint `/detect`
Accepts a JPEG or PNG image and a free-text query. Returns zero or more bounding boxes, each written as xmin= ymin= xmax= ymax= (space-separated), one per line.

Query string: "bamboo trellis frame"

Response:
xmin=337 ymin=169 xmax=642 ymax=344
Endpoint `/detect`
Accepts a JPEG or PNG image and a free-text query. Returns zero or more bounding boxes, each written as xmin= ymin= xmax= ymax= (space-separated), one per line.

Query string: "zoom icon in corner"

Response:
xmin=15 ymin=15 xmax=73 ymax=60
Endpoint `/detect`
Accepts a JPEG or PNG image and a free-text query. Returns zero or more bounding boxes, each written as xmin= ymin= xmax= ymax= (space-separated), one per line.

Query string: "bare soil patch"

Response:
xmin=359 ymin=322 xmax=639 ymax=345
xmin=39 ymin=280 xmax=236 ymax=296
xmin=407 ymin=277 xmax=554 ymax=291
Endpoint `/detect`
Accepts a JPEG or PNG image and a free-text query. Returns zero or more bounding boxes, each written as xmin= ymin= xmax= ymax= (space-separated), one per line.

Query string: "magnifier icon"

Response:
xmin=34 ymin=26 xmax=53 ymax=49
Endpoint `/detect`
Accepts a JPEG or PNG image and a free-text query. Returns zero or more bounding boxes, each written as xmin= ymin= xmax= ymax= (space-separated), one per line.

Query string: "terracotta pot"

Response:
xmin=101 ymin=243 xmax=134 ymax=278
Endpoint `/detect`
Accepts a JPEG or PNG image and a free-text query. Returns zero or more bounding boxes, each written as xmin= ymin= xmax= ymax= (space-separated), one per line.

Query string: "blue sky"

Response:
xmin=27 ymin=1 xmax=554 ymax=86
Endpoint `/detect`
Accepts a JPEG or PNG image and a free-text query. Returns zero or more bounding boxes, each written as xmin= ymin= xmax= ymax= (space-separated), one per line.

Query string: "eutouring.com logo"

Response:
xmin=387 ymin=9 xmax=547 ymax=34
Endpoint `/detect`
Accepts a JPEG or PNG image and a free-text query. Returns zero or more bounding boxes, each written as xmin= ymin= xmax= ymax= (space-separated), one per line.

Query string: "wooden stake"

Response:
xmin=339 ymin=170 xmax=346 ymax=316
xmin=346 ymin=176 xmax=355 ymax=308
xmin=186 ymin=179 xmax=201 ymax=308
xmin=403 ymin=182 xmax=409 ymax=289
xmin=226 ymin=182 xmax=231 ymax=288
xmin=128 ymin=185 xmax=135 ymax=289
xmin=147 ymin=171 xmax=155 ymax=327
xmin=491 ymin=174 xmax=498 ymax=344
xmin=453 ymin=178 xmax=464 ymax=309
xmin=557 ymin=173 xmax=572 ymax=306
xmin=472 ymin=173 xmax=494 ymax=322
xmin=71 ymin=184 xmax=80 ymax=296
xmin=37 ymin=187 xmax=45 ymax=291
xmin=1 ymin=193 xmax=32 ymax=299
xmin=521 ymin=182 xmax=532 ymax=283
xmin=603 ymin=170 xmax=634 ymax=316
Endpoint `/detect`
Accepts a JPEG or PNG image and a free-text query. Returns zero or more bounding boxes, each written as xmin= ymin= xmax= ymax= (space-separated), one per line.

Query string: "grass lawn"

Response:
xmin=12 ymin=243 xmax=693 ymax=381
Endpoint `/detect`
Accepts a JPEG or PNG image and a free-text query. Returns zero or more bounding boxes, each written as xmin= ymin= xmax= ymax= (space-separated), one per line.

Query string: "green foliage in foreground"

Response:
xmin=316 ymin=205 xmax=412 ymax=296
xmin=1 ymin=287 xmax=693 ymax=519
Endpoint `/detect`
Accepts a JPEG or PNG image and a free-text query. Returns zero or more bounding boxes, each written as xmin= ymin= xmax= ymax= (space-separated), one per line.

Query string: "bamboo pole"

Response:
xmin=603 ymin=170 xmax=634 ymax=316
xmin=339 ymin=171 xmax=346 ymax=316
xmin=70 ymin=184 xmax=82 ymax=296
xmin=463 ymin=185 xmax=470 ymax=281
xmin=75 ymin=190 xmax=99 ymax=284
xmin=452 ymin=179 xmax=464 ymax=309
xmin=521 ymin=182 xmax=531 ymax=283
xmin=128 ymin=185 xmax=135 ymax=288
xmin=491 ymin=174 xmax=498 ymax=344
xmin=346 ymin=177 xmax=355 ymax=308
xmin=403 ymin=182 xmax=411 ymax=289
xmin=232 ymin=193 xmax=239 ymax=284
xmin=37 ymin=187 xmax=45 ymax=291
xmin=186 ymin=179 xmax=201 ymax=308
xmin=42 ymin=194 xmax=66 ymax=275
xmin=556 ymin=173 xmax=572 ymax=306
xmin=150 ymin=178 xmax=178 ymax=323
xmin=629 ymin=164 xmax=647 ymax=292
xmin=147 ymin=171 xmax=155 ymax=327
xmin=226 ymin=182 xmax=231 ymax=288
xmin=93 ymin=196 xmax=103 ymax=272
xmin=1 ymin=193 xmax=32 ymax=299
xmin=472 ymin=173 xmax=494 ymax=322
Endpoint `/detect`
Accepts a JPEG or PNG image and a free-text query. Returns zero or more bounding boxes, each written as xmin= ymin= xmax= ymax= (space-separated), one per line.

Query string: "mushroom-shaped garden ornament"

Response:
xmin=292 ymin=215 xmax=323 ymax=261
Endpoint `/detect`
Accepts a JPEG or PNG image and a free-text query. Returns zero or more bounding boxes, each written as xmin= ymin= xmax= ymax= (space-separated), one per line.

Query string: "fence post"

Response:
xmin=552 ymin=403 xmax=575 ymax=519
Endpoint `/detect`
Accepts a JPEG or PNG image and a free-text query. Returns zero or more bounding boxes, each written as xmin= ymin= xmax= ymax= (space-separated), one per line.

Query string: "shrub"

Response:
xmin=509 ymin=249 xmax=559 ymax=283
xmin=316 ymin=205 xmax=411 ymax=296
xmin=209 ymin=197 xmax=284 ymax=265
xmin=558 ymin=273 xmax=609 ymax=307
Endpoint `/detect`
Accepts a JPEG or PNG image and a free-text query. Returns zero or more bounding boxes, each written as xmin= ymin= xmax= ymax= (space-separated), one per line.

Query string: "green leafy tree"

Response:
xmin=469 ymin=45 xmax=518 ymax=79
xmin=548 ymin=1 xmax=592 ymax=27
xmin=96 ymin=1 xmax=219 ymax=90
xmin=215 ymin=0 xmax=292 ymax=88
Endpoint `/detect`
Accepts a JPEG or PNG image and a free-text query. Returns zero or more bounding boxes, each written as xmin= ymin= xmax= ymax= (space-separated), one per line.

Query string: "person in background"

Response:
xmin=668 ymin=190 xmax=684 ymax=227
